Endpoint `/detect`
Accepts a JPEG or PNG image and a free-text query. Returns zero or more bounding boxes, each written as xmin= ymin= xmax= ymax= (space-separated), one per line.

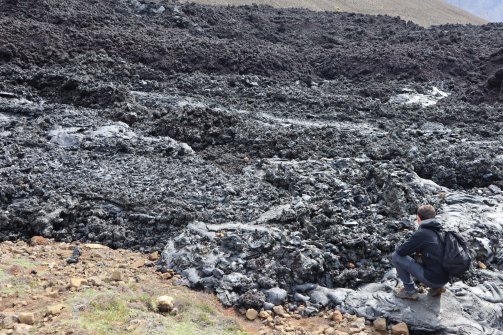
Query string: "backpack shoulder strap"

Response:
xmin=421 ymin=226 xmax=445 ymax=244
xmin=420 ymin=226 xmax=446 ymax=261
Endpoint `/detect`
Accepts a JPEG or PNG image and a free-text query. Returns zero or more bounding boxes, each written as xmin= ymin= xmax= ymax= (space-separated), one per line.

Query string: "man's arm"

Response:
xmin=395 ymin=230 xmax=426 ymax=257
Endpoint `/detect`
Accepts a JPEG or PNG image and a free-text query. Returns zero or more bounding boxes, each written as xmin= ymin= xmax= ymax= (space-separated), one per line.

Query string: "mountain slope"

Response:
xmin=179 ymin=0 xmax=488 ymax=26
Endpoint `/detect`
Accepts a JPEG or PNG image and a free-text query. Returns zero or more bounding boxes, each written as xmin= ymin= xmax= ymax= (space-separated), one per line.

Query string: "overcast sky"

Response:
xmin=445 ymin=0 xmax=503 ymax=22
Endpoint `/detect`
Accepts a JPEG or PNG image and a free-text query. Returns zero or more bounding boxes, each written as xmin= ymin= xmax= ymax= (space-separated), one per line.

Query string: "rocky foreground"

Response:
xmin=0 ymin=238 xmax=411 ymax=335
xmin=1 ymin=0 xmax=503 ymax=334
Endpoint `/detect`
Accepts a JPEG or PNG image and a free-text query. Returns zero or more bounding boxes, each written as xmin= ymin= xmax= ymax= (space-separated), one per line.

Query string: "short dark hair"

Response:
xmin=417 ymin=205 xmax=436 ymax=220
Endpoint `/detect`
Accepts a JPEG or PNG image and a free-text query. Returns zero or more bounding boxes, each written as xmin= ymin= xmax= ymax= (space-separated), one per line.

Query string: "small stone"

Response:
xmin=149 ymin=251 xmax=159 ymax=261
xmin=30 ymin=236 xmax=49 ymax=246
xmin=246 ymin=309 xmax=258 ymax=321
xmin=66 ymin=246 xmax=82 ymax=264
xmin=85 ymin=243 xmax=105 ymax=249
xmin=374 ymin=318 xmax=387 ymax=331
xmin=259 ymin=311 xmax=270 ymax=319
xmin=0 ymin=313 xmax=17 ymax=329
xmin=349 ymin=328 xmax=361 ymax=334
xmin=156 ymin=295 xmax=175 ymax=312
xmin=131 ymin=259 xmax=145 ymax=268
xmin=69 ymin=278 xmax=86 ymax=288
xmin=350 ymin=317 xmax=365 ymax=330
xmin=325 ymin=327 xmax=336 ymax=335
xmin=334 ymin=332 xmax=349 ymax=335
xmin=160 ymin=272 xmax=173 ymax=280
xmin=272 ymin=305 xmax=287 ymax=317
xmin=46 ymin=304 xmax=65 ymax=316
xmin=479 ymin=262 xmax=487 ymax=269
xmin=12 ymin=324 xmax=32 ymax=335
xmin=88 ymin=277 xmax=103 ymax=287
xmin=391 ymin=322 xmax=409 ymax=335
xmin=488 ymin=185 xmax=501 ymax=194
xmin=18 ymin=313 xmax=35 ymax=325
xmin=332 ymin=310 xmax=343 ymax=322
xmin=111 ymin=270 xmax=123 ymax=281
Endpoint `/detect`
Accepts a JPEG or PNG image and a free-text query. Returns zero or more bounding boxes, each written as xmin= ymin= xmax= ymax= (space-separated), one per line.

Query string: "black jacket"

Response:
xmin=396 ymin=218 xmax=449 ymax=286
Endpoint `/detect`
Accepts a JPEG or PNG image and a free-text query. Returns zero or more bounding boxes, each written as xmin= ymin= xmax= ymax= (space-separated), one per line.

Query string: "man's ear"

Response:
xmin=417 ymin=215 xmax=422 ymax=225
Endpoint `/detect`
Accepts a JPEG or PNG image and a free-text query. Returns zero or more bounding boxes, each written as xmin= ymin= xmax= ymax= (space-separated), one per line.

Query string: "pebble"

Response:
xmin=156 ymin=295 xmax=175 ymax=312
xmin=0 ymin=313 xmax=17 ymax=329
xmin=149 ymin=251 xmax=159 ymax=261
xmin=88 ymin=277 xmax=104 ymax=287
xmin=350 ymin=317 xmax=365 ymax=330
xmin=17 ymin=313 xmax=35 ymax=325
xmin=85 ymin=244 xmax=106 ymax=249
xmin=373 ymin=317 xmax=387 ymax=331
xmin=160 ymin=272 xmax=173 ymax=280
xmin=12 ymin=324 xmax=32 ymax=335
xmin=69 ymin=278 xmax=86 ymax=288
xmin=111 ymin=270 xmax=123 ymax=281
xmin=391 ymin=322 xmax=409 ymax=335
xmin=488 ymin=184 xmax=501 ymax=194
xmin=332 ymin=310 xmax=343 ymax=322
xmin=245 ymin=309 xmax=258 ymax=321
xmin=131 ymin=259 xmax=145 ymax=268
xmin=30 ymin=236 xmax=49 ymax=246
xmin=46 ymin=304 xmax=65 ymax=316
xmin=272 ymin=305 xmax=288 ymax=317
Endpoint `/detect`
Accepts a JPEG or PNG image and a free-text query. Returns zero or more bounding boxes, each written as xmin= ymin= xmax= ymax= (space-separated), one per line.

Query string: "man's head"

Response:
xmin=417 ymin=205 xmax=436 ymax=224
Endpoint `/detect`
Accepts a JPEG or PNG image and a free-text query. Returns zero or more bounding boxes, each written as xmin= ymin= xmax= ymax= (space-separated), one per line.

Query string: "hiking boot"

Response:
xmin=428 ymin=287 xmax=446 ymax=297
xmin=394 ymin=287 xmax=419 ymax=300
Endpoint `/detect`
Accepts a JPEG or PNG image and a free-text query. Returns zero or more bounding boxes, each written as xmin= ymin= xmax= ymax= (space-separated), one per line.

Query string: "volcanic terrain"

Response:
xmin=178 ymin=0 xmax=488 ymax=26
xmin=1 ymin=0 xmax=503 ymax=333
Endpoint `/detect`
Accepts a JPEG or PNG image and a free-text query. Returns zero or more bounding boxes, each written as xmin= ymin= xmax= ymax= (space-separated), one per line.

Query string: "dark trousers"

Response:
xmin=392 ymin=252 xmax=443 ymax=291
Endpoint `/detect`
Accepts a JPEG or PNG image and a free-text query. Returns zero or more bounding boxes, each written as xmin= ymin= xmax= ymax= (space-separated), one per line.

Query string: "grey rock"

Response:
xmin=293 ymin=292 xmax=310 ymax=303
xmin=263 ymin=302 xmax=274 ymax=310
xmin=265 ymin=287 xmax=288 ymax=305
xmin=181 ymin=267 xmax=201 ymax=286
xmin=309 ymin=288 xmax=330 ymax=306
xmin=302 ymin=306 xmax=319 ymax=316
xmin=212 ymin=268 xmax=225 ymax=279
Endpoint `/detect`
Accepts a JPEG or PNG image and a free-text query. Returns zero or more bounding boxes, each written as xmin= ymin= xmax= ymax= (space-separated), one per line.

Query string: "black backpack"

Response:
xmin=431 ymin=229 xmax=472 ymax=277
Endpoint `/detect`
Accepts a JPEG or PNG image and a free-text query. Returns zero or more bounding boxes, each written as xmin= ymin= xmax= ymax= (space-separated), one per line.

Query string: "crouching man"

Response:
xmin=392 ymin=205 xmax=448 ymax=300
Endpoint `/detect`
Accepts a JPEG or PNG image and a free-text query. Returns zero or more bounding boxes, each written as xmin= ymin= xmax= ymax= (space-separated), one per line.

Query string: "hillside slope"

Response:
xmin=179 ymin=0 xmax=488 ymax=26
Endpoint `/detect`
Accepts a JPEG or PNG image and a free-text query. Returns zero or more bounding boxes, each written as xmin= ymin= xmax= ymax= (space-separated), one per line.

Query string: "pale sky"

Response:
xmin=446 ymin=0 xmax=503 ymax=22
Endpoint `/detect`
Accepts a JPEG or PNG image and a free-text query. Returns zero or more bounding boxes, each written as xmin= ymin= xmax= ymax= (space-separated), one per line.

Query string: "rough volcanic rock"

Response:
xmin=1 ymin=0 xmax=503 ymax=334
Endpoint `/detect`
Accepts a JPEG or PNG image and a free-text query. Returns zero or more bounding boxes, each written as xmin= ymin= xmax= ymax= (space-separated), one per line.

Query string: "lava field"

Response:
xmin=1 ymin=0 xmax=503 ymax=333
